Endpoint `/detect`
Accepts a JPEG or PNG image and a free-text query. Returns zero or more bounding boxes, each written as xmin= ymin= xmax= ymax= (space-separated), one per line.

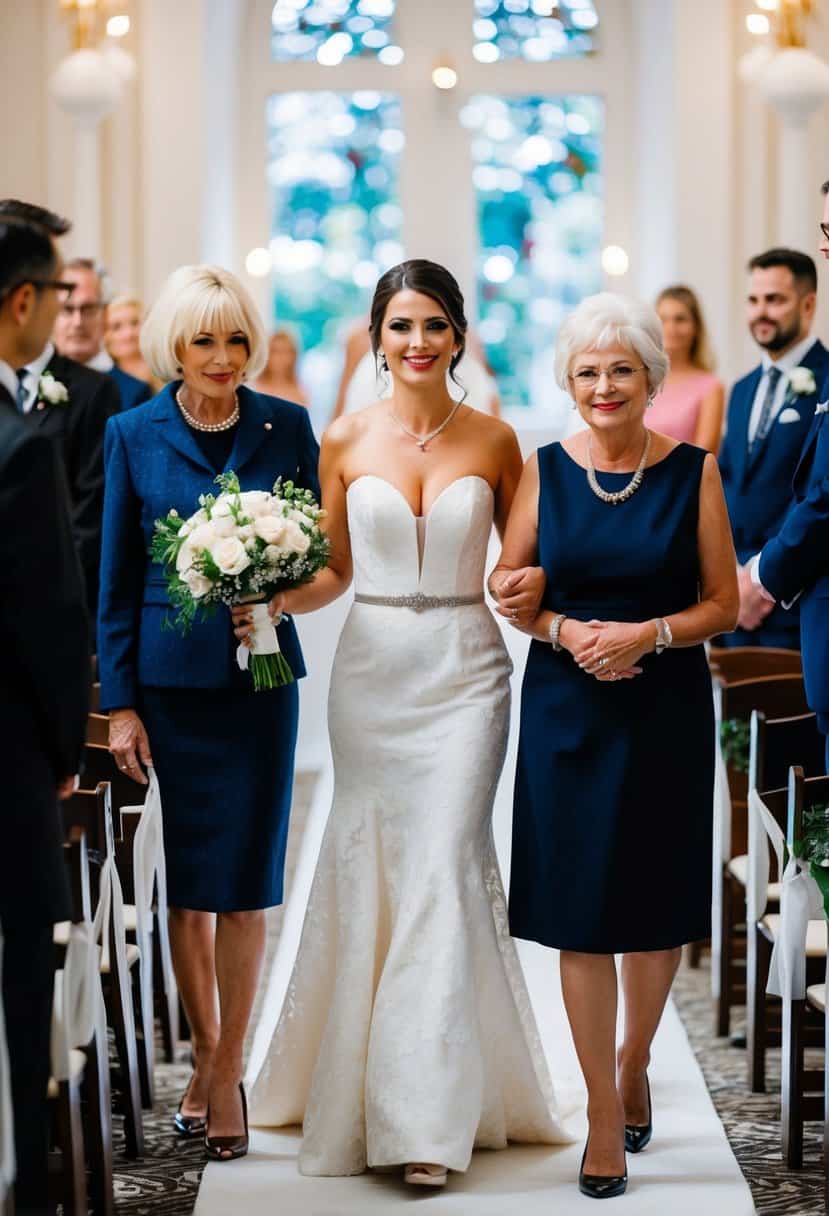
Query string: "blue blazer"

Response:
xmin=719 ymin=339 xmax=829 ymax=635
xmin=759 ymin=373 xmax=829 ymax=714
xmin=110 ymin=364 xmax=153 ymax=411
xmin=97 ymin=383 xmax=320 ymax=711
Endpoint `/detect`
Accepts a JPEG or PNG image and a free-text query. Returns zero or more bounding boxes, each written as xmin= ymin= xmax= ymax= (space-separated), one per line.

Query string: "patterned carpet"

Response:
xmin=109 ymin=774 xmax=824 ymax=1216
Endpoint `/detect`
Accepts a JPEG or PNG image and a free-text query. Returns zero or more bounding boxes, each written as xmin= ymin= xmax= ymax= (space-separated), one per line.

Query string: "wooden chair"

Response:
xmin=709 ymin=646 xmax=802 ymax=683
xmin=90 ymin=682 xmax=102 ymax=713
xmin=778 ymin=767 xmax=829 ymax=1169
xmin=86 ymin=712 xmax=110 ymax=746
xmin=84 ymin=744 xmax=179 ymax=1069
xmin=715 ymin=674 xmax=809 ymax=1036
xmin=62 ymin=785 xmax=145 ymax=1159
xmin=745 ymin=712 xmax=826 ymax=1091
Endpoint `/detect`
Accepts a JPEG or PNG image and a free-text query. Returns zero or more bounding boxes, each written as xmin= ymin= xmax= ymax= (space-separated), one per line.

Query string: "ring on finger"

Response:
xmin=597 ymin=657 xmax=607 ymax=667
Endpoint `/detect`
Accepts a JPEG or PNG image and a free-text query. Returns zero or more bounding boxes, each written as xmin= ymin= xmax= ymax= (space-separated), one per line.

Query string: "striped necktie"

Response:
xmin=15 ymin=368 xmax=29 ymax=413
xmin=749 ymin=364 xmax=783 ymax=456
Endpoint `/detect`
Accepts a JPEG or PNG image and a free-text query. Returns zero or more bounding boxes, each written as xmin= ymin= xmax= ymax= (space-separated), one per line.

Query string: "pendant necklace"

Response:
xmin=389 ymin=399 xmax=462 ymax=452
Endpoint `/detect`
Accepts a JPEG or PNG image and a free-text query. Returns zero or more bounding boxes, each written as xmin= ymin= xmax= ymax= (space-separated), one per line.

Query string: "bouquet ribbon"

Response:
xmin=236 ymin=603 xmax=280 ymax=673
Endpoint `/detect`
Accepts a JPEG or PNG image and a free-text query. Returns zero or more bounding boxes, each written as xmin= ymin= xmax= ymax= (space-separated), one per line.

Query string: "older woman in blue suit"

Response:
xmin=97 ymin=265 xmax=320 ymax=1160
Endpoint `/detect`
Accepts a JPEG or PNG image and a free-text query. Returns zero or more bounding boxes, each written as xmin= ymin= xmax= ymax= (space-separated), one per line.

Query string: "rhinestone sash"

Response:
xmin=354 ymin=591 xmax=485 ymax=612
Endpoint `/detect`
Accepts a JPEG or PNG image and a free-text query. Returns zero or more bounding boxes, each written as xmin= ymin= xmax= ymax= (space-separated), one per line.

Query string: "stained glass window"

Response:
xmin=466 ymin=94 xmax=603 ymax=407
xmin=266 ymin=91 xmax=404 ymax=419
xmin=271 ymin=0 xmax=403 ymax=65
xmin=473 ymin=0 xmax=598 ymax=63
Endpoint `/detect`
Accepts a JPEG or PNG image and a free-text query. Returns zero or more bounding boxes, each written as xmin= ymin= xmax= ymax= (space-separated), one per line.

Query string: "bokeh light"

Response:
xmin=472 ymin=0 xmax=598 ymax=62
xmin=471 ymin=94 xmax=603 ymax=407
xmin=272 ymin=0 xmax=398 ymax=62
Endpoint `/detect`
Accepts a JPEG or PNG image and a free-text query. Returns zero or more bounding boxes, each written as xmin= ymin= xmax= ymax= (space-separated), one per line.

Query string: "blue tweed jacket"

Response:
xmin=97 ymin=383 xmax=320 ymax=710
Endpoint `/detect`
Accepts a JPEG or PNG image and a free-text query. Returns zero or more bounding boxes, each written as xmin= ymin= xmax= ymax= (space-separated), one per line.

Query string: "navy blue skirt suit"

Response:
xmin=97 ymin=383 xmax=320 ymax=912
xmin=509 ymin=442 xmax=714 ymax=954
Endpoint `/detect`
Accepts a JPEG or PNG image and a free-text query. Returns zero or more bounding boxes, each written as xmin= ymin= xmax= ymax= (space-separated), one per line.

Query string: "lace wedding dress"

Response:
xmin=246 ymin=474 xmax=567 ymax=1175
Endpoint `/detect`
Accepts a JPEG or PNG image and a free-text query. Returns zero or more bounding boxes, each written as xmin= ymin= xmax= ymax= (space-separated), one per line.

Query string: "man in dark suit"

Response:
xmin=757 ymin=182 xmax=829 ymax=767
xmin=52 ymin=256 xmax=152 ymax=411
xmin=0 ymin=204 xmax=89 ymax=1213
xmin=719 ymin=248 xmax=829 ymax=648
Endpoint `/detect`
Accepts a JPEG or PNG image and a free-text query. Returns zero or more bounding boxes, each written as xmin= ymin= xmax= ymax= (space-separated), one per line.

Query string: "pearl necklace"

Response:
xmin=388 ymin=398 xmax=462 ymax=451
xmin=176 ymin=387 xmax=239 ymax=433
xmin=586 ymin=430 xmax=651 ymax=505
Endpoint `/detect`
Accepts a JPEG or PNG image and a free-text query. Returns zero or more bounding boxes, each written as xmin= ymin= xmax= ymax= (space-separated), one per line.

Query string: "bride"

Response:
xmin=233 ymin=260 xmax=568 ymax=1187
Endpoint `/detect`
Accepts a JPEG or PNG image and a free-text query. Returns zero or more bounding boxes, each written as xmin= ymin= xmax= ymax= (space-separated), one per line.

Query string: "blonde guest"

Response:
xmin=105 ymin=292 xmax=163 ymax=391
xmin=651 ymin=285 xmax=725 ymax=453
xmin=253 ymin=328 xmax=308 ymax=406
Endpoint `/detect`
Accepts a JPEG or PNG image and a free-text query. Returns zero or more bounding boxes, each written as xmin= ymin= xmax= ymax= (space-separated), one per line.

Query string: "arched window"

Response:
xmin=244 ymin=0 xmax=619 ymax=423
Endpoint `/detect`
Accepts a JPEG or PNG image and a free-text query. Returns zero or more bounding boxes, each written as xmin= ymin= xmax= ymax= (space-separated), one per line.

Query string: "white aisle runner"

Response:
xmin=196 ymin=553 xmax=756 ymax=1216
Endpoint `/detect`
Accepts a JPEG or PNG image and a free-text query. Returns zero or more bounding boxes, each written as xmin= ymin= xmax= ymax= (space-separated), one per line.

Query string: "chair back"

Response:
xmin=86 ymin=713 xmax=109 ymax=746
xmin=83 ymin=742 xmax=142 ymax=815
xmin=52 ymin=835 xmax=101 ymax=1081
xmin=710 ymin=646 xmax=802 ymax=683
xmin=788 ymin=767 xmax=829 ymax=850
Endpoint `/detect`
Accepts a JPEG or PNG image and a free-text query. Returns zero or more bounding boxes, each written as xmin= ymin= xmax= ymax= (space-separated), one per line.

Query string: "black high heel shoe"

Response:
xmin=624 ymin=1074 xmax=652 ymax=1154
xmin=205 ymin=1082 xmax=249 ymax=1162
xmin=174 ymin=1065 xmax=207 ymax=1138
xmin=578 ymin=1141 xmax=628 ymax=1200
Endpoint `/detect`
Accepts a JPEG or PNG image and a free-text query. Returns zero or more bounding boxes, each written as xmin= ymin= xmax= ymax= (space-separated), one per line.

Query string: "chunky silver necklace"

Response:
xmin=176 ymin=386 xmax=239 ymax=433
xmin=389 ymin=398 xmax=462 ymax=451
xmin=586 ymin=430 xmax=651 ymax=504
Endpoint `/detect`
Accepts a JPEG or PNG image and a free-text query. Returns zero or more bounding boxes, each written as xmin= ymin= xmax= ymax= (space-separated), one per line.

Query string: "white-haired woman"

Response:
xmin=490 ymin=293 xmax=738 ymax=1199
xmin=97 ymin=265 xmax=320 ymax=1161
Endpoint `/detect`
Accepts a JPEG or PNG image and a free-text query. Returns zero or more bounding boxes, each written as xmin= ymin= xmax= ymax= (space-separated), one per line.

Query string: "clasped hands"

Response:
xmin=562 ymin=619 xmax=650 ymax=682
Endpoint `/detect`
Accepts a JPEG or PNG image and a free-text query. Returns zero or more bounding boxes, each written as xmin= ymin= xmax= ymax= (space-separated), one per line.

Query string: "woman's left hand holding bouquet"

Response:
xmin=231 ymin=591 xmax=288 ymax=647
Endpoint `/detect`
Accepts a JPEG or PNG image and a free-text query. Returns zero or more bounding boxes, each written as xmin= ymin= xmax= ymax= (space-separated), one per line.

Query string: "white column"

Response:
xmin=775 ymin=118 xmax=812 ymax=250
xmin=72 ymin=123 xmax=104 ymax=258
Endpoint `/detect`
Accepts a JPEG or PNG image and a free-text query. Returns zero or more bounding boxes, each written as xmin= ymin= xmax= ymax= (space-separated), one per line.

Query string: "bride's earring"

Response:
xmin=646 ymin=394 xmax=655 ymax=409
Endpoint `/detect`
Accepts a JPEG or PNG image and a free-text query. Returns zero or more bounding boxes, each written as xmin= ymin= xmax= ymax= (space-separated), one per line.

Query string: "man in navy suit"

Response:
xmin=52 ymin=257 xmax=152 ymax=411
xmin=0 ymin=202 xmax=89 ymax=1214
xmin=757 ymin=182 xmax=829 ymax=766
xmin=719 ymin=248 xmax=829 ymax=648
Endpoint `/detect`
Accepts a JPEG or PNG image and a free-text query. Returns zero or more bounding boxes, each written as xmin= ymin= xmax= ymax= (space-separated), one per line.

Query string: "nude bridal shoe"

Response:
xmin=404 ymin=1163 xmax=448 ymax=1187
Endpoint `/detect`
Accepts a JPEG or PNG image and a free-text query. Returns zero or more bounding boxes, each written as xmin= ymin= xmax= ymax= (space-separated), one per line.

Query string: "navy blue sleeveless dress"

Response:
xmin=509 ymin=441 xmax=714 ymax=954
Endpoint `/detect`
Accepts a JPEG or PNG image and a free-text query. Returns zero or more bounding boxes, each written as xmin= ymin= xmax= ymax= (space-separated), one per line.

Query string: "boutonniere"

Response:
xmin=788 ymin=366 xmax=817 ymax=396
xmin=37 ymin=371 xmax=69 ymax=408
xmin=816 ymin=401 xmax=829 ymax=416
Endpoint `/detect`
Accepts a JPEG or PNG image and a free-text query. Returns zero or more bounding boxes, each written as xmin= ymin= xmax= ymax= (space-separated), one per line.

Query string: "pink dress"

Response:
xmin=647 ymin=372 xmax=721 ymax=444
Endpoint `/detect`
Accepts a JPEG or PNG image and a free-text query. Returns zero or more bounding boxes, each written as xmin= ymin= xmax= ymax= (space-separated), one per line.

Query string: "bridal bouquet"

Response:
xmin=151 ymin=471 xmax=329 ymax=690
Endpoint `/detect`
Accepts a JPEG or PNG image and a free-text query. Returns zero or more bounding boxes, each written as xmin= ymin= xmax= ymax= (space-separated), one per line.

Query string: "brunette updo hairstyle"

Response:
xmin=369 ymin=259 xmax=468 ymax=393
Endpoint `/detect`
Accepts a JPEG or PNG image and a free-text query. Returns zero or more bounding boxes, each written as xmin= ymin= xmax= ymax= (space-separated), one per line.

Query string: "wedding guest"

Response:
xmin=97 ymin=264 xmax=319 ymax=1162
xmin=719 ymin=248 xmax=829 ymax=648
xmin=0 ymin=201 xmax=89 ymax=1214
xmin=651 ymin=285 xmax=724 ymax=452
xmin=0 ymin=203 xmax=121 ymax=641
xmin=53 ymin=258 xmax=153 ymax=411
xmin=492 ymin=292 xmax=738 ymax=1199
xmin=756 ymin=182 xmax=829 ymax=769
xmin=105 ymin=292 xmax=163 ymax=392
xmin=253 ymin=328 xmax=308 ymax=406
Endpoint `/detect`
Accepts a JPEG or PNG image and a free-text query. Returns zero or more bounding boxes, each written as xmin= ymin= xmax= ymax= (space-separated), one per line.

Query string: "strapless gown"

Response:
xmin=246 ymin=474 xmax=567 ymax=1174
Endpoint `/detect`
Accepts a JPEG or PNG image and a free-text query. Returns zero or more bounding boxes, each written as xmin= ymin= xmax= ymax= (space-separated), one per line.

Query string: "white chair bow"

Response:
xmin=121 ymin=767 xmax=165 ymax=1058
xmin=0 ymin=929 xmax=15 ymax=1200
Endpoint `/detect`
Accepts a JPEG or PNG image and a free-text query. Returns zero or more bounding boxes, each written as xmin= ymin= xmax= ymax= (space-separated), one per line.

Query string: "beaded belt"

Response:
xmin=354 ymin=591 xmax=484 ymax=612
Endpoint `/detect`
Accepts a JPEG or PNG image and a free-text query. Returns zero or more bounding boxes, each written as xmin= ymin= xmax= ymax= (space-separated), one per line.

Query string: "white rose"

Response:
xmin=212 ymin=497 xmax=234 ymax=518
xmin=190 ymin=508 xmax=209 ymax=526
xmin=211 ymin=536 xmax=251 ymax=576
xmin=282 ymin=518 xmax=311 ymax=555
xmin=240 ymin=490 xmax=272 ymax=517
xmin=289 ymin=508 xmax=309 ymax=524
xmin=211 ymin=513 xmax=237 ymax=538
xmin=178 ymin=521 xmax=193 ymax=538
xmin=189 ymin=522 xmax=217 ymax=551
xmin=175 ymin=538 xmax=196 ymax=573
xmin=263 ymin=544 xmax=283 ymax=565
xmin=789 ymin=366 xmax=817 ymax=395
xmin=254 ymin=515 xmax=287 ymax=546
xmin=238 ymin=523 xmax=255 ymax=541
xmin=39 ymin=373 xmax=69 ymax=404
xmin=182 ymin=567 xmax=212 ymax=598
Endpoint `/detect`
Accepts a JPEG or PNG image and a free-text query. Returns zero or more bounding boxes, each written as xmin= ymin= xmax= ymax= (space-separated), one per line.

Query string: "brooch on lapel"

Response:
xmin=816 ymin=402 xmax=828 ymax=416
xmin=788 ymin=366 xmax=817 ymax=396
xmin=37 ymin=371 xmax=69 ymax=409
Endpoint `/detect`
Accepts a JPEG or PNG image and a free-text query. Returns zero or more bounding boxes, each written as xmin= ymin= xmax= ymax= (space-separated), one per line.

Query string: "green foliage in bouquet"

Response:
xmin=793 ymin=803 xmax=829 ymax=921
xmin=720 ymin=718 xmax=750 ymax=774
xmin=150 ymin=470 xmax=330 ymax=688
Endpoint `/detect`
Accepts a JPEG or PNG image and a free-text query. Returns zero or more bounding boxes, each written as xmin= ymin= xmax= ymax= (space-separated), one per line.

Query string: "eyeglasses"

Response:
xmin=820 ymin=223 xmax=829 ymax=241
xmin=1 ymin=278 xmax=76 ymax=301
xmin=60 ymin=301 xmax=104 ymax=321
xmin=569 ymin=364 xmax=646 ymax=389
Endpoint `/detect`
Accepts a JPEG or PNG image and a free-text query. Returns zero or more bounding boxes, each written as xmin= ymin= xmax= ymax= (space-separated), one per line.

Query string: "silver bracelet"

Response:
xmin=548 ymin=613 xmax=566 ymax=651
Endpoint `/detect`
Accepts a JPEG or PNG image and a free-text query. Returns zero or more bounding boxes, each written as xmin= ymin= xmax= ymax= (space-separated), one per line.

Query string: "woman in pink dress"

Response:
xmin=650 ymin=285 xmax=724 ymax=453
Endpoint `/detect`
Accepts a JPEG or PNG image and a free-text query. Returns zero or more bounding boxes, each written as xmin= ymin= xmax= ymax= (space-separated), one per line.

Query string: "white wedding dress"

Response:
xmin=246 ymin=474 xmax=567 ymax=1175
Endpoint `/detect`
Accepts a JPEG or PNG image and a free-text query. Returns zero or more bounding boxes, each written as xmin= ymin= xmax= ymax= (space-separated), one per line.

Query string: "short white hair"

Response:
xmin=140 ymin=264 xmax=268 ymax=383
xmin=554 ymin=292 xmax=670 ymax=395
